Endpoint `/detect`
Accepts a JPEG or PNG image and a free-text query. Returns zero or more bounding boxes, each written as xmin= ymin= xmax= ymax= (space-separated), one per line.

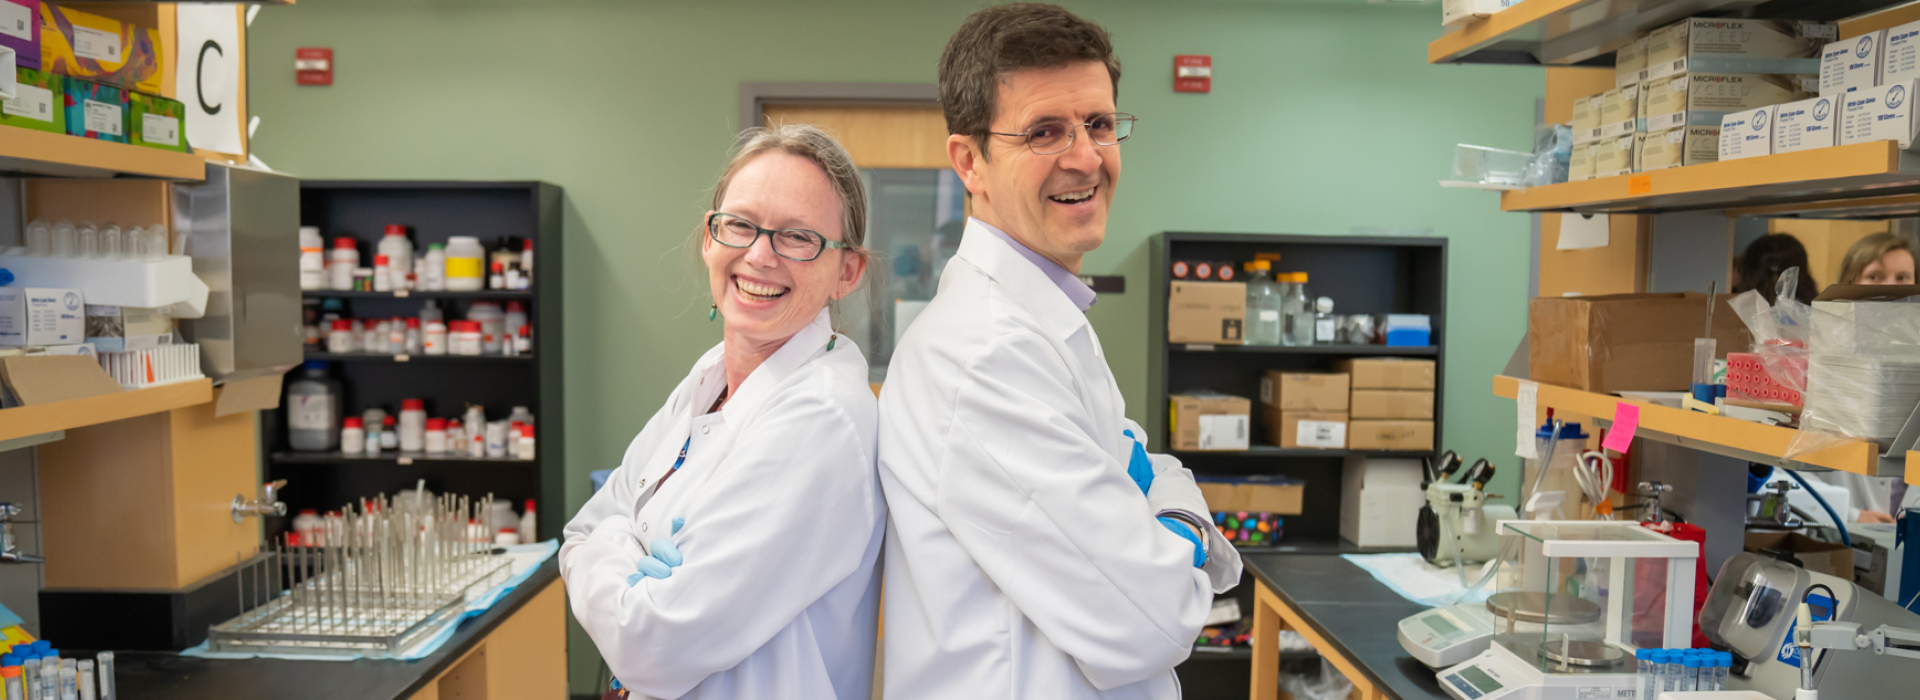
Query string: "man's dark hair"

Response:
xmin=938 ymin=3 xmax=1121 ymax=158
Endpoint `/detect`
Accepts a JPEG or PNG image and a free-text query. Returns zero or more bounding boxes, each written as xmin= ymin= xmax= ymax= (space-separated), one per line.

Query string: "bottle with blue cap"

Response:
xmin=1683 ymin=653 xmax=1705 ymax=691
xmin=1635 ymin=648 xmax=1656 ymax=700
xmin=2 ymin=652 xmax=23 ymax=700
xmin=1530 ymin=421 xmax=1591 ymax=514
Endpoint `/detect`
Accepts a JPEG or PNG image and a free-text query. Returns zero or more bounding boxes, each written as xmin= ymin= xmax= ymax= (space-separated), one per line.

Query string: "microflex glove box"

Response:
xmin=1821 ymin=30 xmax=1885 ymax=97
xmin=1644 ymin=18 xmax=1833 ymax=81
xmin=1638 ymin=126 xmax=1720 ymax=170
xmin=1644 ymin=71 xmax=1816 ymax=132
xmin=1441 ymin=0 xmax=1515 ymax=29
xmin=1568 ymin=140 xmax=1596 ymax=181
xmin=1719 ymin=105 xmax=1776 ymax=161
xmin=1571 ymin=93 xmax=1603 ymax=143
xmin=1617 ymin=35 xmax=1649 ymax=89
xmin=1600 ymin=85 xmax=1639 ymax=138
xmin=1773 ymin=95 xmax=1839 ymax=154
xmin=1841 ymin=79 xmax=1920 ymax=149
xmin=1594 ymin=134 xmax=1637 ymax=178
xmin=0 ymin=287 xmax=85 ymax=346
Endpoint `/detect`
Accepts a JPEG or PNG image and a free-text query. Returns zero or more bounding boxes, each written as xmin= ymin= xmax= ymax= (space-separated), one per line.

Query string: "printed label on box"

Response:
xmin=0 ymin=2 xmax=30 ymax=41
xmin=141 ymin=113 xmax=179 ymax=145
xmin=1198 ymin=414 xmax=1250 ymax=450
xmin=71 ymin=25 xmax=121 ymax=62
xmin=1775 ymin=96 xmax=1838 ymax=153
xmin=84 ymin=99 xmax=121 ymax=135
xmin=1 ymin=83 xmax=51 ymax=121
xmin=1296 ymin=421 xmax=1346 ymax=448
xmin=1887 ymin=21 xmax=1920 ymax=87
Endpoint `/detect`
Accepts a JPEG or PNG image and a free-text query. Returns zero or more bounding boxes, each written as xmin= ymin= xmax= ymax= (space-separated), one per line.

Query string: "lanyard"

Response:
xmin=650 ymin=438 xmax=691 ymax=496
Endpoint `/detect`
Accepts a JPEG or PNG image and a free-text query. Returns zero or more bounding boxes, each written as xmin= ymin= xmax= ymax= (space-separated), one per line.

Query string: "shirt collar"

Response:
xmin=971 ymin=217 xmax=1097 ymax=312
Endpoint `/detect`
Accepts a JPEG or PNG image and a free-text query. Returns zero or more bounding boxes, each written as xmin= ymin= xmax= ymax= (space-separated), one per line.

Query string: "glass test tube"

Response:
xmin=100 ymin=224 xmax=122 ymax=260
xmin=145 ymin=226 xmax=167 ymax=260
xmin=50 ymin=221 xmax=75 ymax=258
xmin=25 ymin=220 xmax=51 ymax=257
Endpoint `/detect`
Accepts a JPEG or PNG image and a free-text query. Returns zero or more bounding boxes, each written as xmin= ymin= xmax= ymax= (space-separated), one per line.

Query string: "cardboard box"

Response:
xmin=1638 ymin=125 xmax=1719 ymax=170
xmin=1821 ymin=31 xmax=1886 ymax=97
xmin=1168 ymin=281 xmax=1245 ymax=345
xmin=1883 ymin=20 xmax=1920 ymax=88
xmin=0 ymin=287 xmax=84 ymax=346
xmin=1198 ymin=475 xmax=1305 ymax=515
xmin=1440 ymin=0 xmax=1515 ymax=29
xmin=38 ymin=3 xmax=163 ymax=95
xmin=1568 ymin=140 xmax=1597 ymax=181
xmin=1348 ymin=420 xmax=1434 ymax=451
xmin=1773 ymin=95 xmax=1840 ymax=154
xmin=1644 ymin=72 xmax=1816 ymax=133
xmin=1600 ymin=85 xmax=1639 ymax=138
xmin=63 ymin=77 xmax=123 ymax=142
xmin=1593 ymin=133 xmax=1636 ymax=178
xmin=1350 ymin=390 xmax=1434 ymax=420
xmin=1719 ymin=105 xmax=1776 ymax=161
xmin=1259 ymin=371 xmax=1349 ymax=412
xmin=1644 ymin=18 xmax=1831 ymax=81
xmin=1840 ymin=79 xmax=1920 ymax=149
xmin=1616 ymin=35 xmax=1649 ymax=89
xmin=1528 ymin=293 xmax=1753 ymax=393
xmin=0 ymin=0 xmax=36 ymax=71
xmin=1746 ymin=531 xmax=1853 ymax=582
xmin=1170 ymin=394 xmax=1251 ymax=451
xmin=83 ymin=304 xmax=169 ymax=352
xmin=1337 ymin=358 xmax=1436 ymax=390
xmin=1571 ymin=94 xmax=1603 ymax=143
xmin=1266 ymin=410 xmax=1347 ymax=449
xmin=128 ymin=91 xmax=186 ymax=152
xmin=0 ymin=65 xmax=58 ymax=133
xmin=1341 ymin=455 xmax=1424 ymax=547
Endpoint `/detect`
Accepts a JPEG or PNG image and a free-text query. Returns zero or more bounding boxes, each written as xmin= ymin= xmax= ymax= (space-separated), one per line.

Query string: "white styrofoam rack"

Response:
xmin=98 ymin=344 xmax=204 ymax=389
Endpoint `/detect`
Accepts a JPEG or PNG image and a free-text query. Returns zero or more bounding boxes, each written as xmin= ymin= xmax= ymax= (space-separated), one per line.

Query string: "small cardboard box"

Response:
xmin=1884 ymin=20 xmax=1920 ymax=88
xmin=1600 ymin=85 xmax=1639 ymax=138
xmin=1616 ymin=35 xmax=1649 ymax=89
xmin=1821 ymin=30 xmax=1886 ymax=97
xmin=0 ymin=287 xmax=84 ymax=346
xmin=128 ymin=91 xmax=187 ymax=152
xmin=1198 ymin=475 xmax=1305 ymax=515
xmin=83 ymin=304 xmax=169 ymax=352
xmin=1350 ymin=390 xmax=1434 ymax=420
xmin=1259 ymin=371 xmax=1349 ymax=412
xmin=1568 ymin=140 xmax=1597 ymax=181
xmin=1168 ymin=281 xmax=1245 ymax=344
xmin=1745 ymin=531 xmax=1853 ymax=582
xmin=1638 ymin=125 xmax=1720 ymax=170
xmin=1840 ymin=79 xmax=1920 ymax=149
xmin=1348 ymin=420 xmax=1434 ymax=451
xmin=1341 ymin=455 xmax=1425 ymax=547
xmin=1593 ymin=133 xmax=1637 ymax=178
xmin=63 ymin=77 xmax=123 ymax=142
xmin=1718 ymin=105 xmax=1776 ymax=161
xmin=1528 ymin=293 xmax=1752 ymax=393
xmin=1773 ymin=95 xmax=1840 ymax=154
xmin=1644 ymin=18 xmax=1831 ymax=82
xmin=1571 ymin=94 xmax=1603 ymax=143
xmin=1263 ymin=409 xmax=1347 ymax=449
xmin=1170 ymin=394 xmax=1251 ymax=451
xmin=0 ymin=65 xmax=59 ymax=133
xmin=1 ymin=0 xmax=37 ymax=72
xmin=1336 ymin=358 xmax=1436 ymax=390
xmin=38 ymin=3 xmax=163 ymax=95
xmin=1644 ymin=72 xmax=1816 ymax=133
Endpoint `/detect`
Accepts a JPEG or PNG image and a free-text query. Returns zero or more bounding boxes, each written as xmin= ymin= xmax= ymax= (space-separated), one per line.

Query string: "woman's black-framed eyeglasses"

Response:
xmin=706 ymin=212 xmax=849 ymax=262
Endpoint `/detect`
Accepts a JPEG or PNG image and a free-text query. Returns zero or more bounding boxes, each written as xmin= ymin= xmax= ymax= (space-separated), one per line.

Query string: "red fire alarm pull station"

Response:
xmin=296 ymin=48 xmax=333 ymax=86
xmin=1174 ymin=55 xmax=1211 ymax=93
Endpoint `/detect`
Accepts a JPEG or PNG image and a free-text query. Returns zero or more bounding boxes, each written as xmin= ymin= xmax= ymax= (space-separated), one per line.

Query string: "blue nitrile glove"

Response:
xmin=1123 ymin=429 xmax=1154 ymax=495
xmin=626 ymin=517 xmax=686 ymax=585
xmin=1159 ymin=516 xmax=1207 ymax=568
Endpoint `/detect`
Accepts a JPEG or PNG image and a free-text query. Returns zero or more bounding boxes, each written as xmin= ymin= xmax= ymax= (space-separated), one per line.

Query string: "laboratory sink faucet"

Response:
xmin=0 ymin=503 xmax=43 ymax=564
xmin=232 ymin=480 xmax=289 ymax=523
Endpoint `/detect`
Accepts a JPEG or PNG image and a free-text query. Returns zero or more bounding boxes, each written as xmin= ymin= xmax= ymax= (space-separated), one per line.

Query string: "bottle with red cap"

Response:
xmin=377 ymin=224 xmax=414 ymax=291
xmin=404 ymin=317 xmax=423 ymax=354
xmin=327 ymin=319 xmax=356 ymax=354
xmin=399 ymin=399 xmax=427 ymax=453
xmin=340 ymin=417 xmax=366 ymax=454
xmin=425 ymin=418 xmax=449 ymax=455
xmin=373 ymin=254 xmax=392 ymax=292
xmin=380 ymin=415 xmax=399 ymax=451
xmin=328 ymin=237 xmax=359 ymax=291
xmin=489 ymin=260 xmax=506 ymax=290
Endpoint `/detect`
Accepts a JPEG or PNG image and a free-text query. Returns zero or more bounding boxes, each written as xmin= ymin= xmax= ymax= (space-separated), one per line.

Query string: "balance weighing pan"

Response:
xmin=1484 ymin=591 xmax=1603 ymax=625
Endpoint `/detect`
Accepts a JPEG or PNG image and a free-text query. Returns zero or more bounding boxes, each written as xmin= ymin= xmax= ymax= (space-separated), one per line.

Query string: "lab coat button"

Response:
xmin=641 ymin=522 xmax=649 ymax=532
xmin=701 ymin=426 xmax=711 ymax=435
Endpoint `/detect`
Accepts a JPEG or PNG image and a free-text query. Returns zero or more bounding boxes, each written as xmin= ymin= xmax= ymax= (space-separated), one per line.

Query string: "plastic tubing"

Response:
xmin=1783 ymin=469 xmax=1851 ymax=547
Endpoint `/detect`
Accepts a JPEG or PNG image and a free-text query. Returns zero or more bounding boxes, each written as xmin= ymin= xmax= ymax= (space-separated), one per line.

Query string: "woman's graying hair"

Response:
xmin=709 ymin=123 xmax=870 ymax=260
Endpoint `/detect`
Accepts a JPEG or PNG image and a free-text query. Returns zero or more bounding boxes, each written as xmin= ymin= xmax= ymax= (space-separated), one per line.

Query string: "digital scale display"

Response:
xmin=1427 ymin=615 xmax=1461 ymax=637
xmin=1458 ymin=666 xmax=1503 ymax=692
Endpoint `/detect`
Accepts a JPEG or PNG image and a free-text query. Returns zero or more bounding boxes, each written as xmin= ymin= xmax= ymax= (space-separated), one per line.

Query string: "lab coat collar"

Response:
xmin=957 ymin=219 xmax=1093 ymax=342
xmin=699 ymin=307 xmax=836 ymax=422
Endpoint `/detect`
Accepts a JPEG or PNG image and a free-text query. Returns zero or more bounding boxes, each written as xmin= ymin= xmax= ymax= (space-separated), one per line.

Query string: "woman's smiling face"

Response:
xmin=704 ymin=151 xmax=864 ymax=348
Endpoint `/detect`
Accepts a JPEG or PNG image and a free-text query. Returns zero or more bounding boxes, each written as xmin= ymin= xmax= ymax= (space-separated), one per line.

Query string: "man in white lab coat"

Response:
xmin=877 ymin=5 xmax=1242 ymax=699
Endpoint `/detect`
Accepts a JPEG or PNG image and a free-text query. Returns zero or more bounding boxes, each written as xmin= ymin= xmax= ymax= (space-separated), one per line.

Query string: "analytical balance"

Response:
xmin=1436 ymin=521 xmax=1698 ymax=700
xmin=1400 ymin=602 xmax=1498 ymax=668
xmin=1698 ymin=552 xmax=1920 ymax=699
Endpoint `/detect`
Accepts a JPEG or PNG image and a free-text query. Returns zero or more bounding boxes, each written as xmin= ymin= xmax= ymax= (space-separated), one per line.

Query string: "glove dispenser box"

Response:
xmin=174 ymin=164 xmax=303 ymax=385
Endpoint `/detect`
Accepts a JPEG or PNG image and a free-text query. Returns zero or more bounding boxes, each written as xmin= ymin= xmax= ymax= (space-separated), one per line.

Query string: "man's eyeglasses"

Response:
xmin=988 ymin=113 xmax=1135 ymax=155
xmin=707 ymin=212 xmax=849 ymax=262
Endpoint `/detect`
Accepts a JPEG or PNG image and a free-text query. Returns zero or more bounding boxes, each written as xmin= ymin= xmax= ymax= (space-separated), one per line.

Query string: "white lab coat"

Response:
xmin=560 ymin=309 xmax=883 ymax=700
xmin=877 ymin=220 xmax=1242 ymax=700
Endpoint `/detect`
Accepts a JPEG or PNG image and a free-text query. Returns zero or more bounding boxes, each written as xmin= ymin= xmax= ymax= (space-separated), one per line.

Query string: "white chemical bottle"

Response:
xmin=422 ymin=243 xmax=447 ymax=291
xmin=340 ymin=417 xmax=366 ymax=454
xmin=503 ymin=301 xmax=528 ymax=343
xmin=444 ymin=236 xmax=486 ymax=291
xmin=1242 ymin=261 xmax=1282 ymax=346
xmin=328 ymin=237 xmax=360 ymax=291
xmin=286 ymin=360 xmax=342 ymax=451
xmin=378 ymin=225 xmax=413 ymax=291
xmin=299 ymin=226 xmax=326 ymax=290
xmin=469 ymin=302 xmax=504 ymax=355
xmin=519 ymin=499 xmax=537 ymax=540
xmin=399 ymin=399 xmax=427 ymax=453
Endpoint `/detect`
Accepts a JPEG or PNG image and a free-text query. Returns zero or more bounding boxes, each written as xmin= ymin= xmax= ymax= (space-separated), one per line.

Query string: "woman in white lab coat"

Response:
xmin=560 ymin=124 xmax=880 ymax=700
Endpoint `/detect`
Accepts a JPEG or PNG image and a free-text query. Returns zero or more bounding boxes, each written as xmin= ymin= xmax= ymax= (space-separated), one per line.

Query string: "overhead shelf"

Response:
xmin=0 ymin=124 xmax=208 ymax=180
xmin=0 ymin=379 xmax=212 ymax=443
xmin=1171 ymin=344 xmax=1439 ymax=357
xmin=1500 ymin=141 xmax=1920 ymax=217
xmin=1491 ymin=375 xmax=1890 ymax=477
xmin=1431 ymin=0 xmax=1904 ymax=66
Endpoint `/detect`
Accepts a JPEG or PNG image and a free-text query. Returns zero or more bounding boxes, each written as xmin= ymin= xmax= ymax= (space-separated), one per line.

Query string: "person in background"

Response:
xmin=1732 ymin=234 xmax=1819 ymax=304
xmin=1836 ymin=232 xmax=1916 ymax=286
xmin=876 ymin=5 xmax=1241 ymax=699
xmin=560 ymin=124 xmax=882 ymax=700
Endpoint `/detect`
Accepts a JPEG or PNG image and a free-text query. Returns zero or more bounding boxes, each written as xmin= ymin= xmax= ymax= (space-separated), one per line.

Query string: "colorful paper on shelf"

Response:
xmin=1602 ymin=402 xmax=1640 ymax=453
xmin=38 ymin=2 xmax=162 ymax=94
xmin=128 ymin=91 xmax=187 ymax=152
xmin=0 ymin=0 xmax=37 ymax=71
xmin=63 ymin=77 xmax=124 ymax=142
xmin=177 ymin=5 xmax=242 ymax=154
xmin=0 ymin=65 xmax=59 ymax=133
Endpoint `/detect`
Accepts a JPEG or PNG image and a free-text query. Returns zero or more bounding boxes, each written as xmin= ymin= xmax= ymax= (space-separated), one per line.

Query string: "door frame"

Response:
xmin=738 ymin=82 xmax=939 ymax=133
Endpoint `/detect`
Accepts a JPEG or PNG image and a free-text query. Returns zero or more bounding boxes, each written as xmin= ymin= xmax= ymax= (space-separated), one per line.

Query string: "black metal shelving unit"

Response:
xmin=263 ymin=181 xmax=564 ymax=541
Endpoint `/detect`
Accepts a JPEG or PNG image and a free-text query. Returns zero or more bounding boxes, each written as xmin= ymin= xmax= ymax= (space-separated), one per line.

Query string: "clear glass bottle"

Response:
xmin=287 ymin=361 xmax=343 ymax=451
xmin=1313 ymin=296 xmax=1337 ymax=344
xmin=101 ymin=223 xmax=123 ymax=260
xmin=1282 ymin=273 xmax=1313 ymax=346
xmin=25 ymin=219 xmax=52 ymax=257
xmin=76 ymin=221 xmax=98 ymax=258
xmin=1243 ymin=261 xmax=1283 ymax=345
xmin=51 ymin=219 xmax=76 ymax=258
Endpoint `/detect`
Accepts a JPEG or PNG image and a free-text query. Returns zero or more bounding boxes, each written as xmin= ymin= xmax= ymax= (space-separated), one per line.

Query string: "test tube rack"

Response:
xmin=207 ymin=492 xmax=511 ymax=657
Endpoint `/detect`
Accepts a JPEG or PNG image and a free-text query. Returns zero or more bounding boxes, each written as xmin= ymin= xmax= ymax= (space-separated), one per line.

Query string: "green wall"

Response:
xmin=247 ymin=0 xmax=1542 ymax=692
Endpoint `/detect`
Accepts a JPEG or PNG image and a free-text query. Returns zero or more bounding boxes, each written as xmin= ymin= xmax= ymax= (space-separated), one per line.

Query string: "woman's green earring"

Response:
xmin=708 ymin=304 xmax=718 ymax=321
